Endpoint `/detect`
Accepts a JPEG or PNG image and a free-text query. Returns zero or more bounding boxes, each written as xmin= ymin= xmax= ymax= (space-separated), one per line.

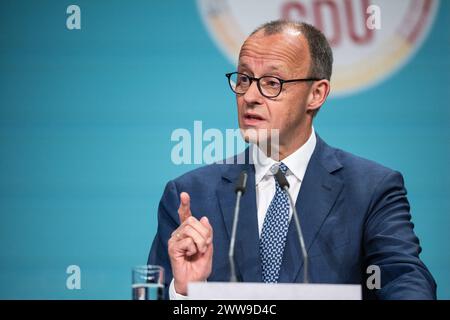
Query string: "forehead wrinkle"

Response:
xmin=239 ymin=48 xmax=307 ymax=76
xmin=239 ymin=43 xmax=301 ymax=66
xmin=239 ymin=58 xmax=293 ymax=75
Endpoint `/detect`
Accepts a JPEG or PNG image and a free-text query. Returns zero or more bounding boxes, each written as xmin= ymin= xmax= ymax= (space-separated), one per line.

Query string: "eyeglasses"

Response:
xmin=225 ymin=72 xmax=322 ymax=98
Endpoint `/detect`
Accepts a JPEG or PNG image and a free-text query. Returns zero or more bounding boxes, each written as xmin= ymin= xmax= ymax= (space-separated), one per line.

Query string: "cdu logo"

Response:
xmin=197 ymin=0 xmax=439 ymax=97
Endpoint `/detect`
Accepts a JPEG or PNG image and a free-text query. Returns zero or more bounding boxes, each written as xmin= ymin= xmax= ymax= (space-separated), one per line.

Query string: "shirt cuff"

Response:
xmin=169 ymin=278 xmax=189 ymax=300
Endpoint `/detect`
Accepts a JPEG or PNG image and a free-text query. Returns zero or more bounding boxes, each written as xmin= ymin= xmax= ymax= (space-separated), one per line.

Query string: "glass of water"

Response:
xmin=132 ymin=265 xmax=164 ymax=300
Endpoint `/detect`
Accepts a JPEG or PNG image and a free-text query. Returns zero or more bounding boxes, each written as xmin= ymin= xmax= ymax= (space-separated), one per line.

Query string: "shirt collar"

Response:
xmin=251 ymin=127 xmax=317 ymax=185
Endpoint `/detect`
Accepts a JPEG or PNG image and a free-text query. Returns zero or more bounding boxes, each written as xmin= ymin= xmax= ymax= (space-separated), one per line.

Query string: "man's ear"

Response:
xmin=306 ymin=79 xmax=330 ymax=114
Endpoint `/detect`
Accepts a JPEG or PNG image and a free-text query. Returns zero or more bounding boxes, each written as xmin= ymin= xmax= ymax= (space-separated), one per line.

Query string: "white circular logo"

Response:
xmin=197 ymin=0 xmax=439 ymax=97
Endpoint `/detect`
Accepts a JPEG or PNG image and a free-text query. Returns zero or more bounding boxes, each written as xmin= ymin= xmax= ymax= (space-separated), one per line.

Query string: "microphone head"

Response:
xmin=235 ymin=171 xmax=248 ymax=194
xmin=274 ymin=167 xmax=290 ymax=189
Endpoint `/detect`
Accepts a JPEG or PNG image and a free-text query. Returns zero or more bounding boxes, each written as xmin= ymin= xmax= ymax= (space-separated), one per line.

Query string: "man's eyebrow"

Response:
xmin=266 ymin=65 xmax=284 ymax=72
xmin=237 ymin=64 xmax=284 ymax=73
xmin=237 ymin=63 xmax=250 ymax=70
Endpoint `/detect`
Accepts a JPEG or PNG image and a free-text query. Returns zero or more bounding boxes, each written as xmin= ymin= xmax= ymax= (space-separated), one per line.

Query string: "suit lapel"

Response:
xmin=217 ymin=154 xmax=262 ymax=282
xmin=278 ymin=136 xmax=344 ymax=283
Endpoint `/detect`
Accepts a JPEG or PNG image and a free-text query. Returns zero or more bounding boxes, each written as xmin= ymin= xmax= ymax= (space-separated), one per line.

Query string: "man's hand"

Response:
xmin=168 ymin=192 xmax=214 ymax=295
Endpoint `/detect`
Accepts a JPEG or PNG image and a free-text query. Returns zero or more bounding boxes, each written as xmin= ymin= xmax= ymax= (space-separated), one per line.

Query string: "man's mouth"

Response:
xmin=242 ymin=113 xmax=266 ymax=126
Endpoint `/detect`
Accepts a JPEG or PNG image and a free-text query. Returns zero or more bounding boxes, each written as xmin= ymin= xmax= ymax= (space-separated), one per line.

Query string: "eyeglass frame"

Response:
xmin=225 ymin=72 xmax=323 ymax=98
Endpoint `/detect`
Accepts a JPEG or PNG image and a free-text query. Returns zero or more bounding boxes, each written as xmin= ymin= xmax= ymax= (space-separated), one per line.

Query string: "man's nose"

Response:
xmin=243 ymin=80 xmax=264 ymax=105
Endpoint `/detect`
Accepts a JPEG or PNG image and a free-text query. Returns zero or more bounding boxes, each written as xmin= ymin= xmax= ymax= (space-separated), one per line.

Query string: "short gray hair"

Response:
xmin=250 ymin=20 xmax=333 ymax=81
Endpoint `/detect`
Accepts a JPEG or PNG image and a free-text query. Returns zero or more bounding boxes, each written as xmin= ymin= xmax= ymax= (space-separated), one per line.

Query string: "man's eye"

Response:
xmin=238 ymin=76 xmax=249 ymax=83
xmin=264 ymin=79 xmax=280 ymax=88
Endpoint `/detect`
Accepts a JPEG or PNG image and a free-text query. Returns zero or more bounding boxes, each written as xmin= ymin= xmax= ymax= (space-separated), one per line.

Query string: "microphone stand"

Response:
xmin=228 ymin=171 xmax=248 ymax=282
xmin=274 ymin=169 xmax=309 ymax=283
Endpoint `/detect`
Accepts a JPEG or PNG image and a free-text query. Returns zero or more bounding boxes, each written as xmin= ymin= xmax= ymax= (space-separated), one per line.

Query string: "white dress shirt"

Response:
xmin=169 ymin=128 xmax=317 ymax=299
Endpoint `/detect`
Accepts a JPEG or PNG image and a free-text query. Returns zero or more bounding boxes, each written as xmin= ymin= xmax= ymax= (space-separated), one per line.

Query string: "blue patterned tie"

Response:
xmin=260 ymin=162 xmax=290 ymax=283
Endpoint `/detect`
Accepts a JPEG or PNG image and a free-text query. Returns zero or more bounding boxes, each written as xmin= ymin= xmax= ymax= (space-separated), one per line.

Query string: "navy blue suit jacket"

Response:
xmin=148 ymin=135 xmax=436 ymax=299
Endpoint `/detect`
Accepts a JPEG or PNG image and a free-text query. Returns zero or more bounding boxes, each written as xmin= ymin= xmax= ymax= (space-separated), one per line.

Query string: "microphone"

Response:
xmin=228 ymin=170 xmax=248 ymax=282
xmin=274 ymin=168 xmax=309 ymax=283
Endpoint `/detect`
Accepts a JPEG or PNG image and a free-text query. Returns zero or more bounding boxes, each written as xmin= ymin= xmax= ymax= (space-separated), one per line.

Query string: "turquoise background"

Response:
xmin=0 ymin=0 xmax=448 ymax=299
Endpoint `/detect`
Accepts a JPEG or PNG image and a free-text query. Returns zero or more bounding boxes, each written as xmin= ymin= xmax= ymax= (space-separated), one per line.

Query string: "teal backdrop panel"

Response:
xmin=0 ymin=0 xmax=448 ymax=299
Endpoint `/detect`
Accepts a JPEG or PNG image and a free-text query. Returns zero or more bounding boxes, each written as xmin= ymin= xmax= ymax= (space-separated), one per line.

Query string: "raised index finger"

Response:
xmin=177 ymin=192 xmax=192 ymax=223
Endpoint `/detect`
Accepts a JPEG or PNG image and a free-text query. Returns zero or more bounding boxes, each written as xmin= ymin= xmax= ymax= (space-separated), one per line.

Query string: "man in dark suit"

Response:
xmin=148 ymin=20 xmax=436 ymax=299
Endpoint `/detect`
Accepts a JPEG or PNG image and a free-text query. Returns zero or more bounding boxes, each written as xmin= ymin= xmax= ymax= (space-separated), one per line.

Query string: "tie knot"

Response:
xmin=270 ymin=162 xmax=288 ymax=175
xmin=278 ymin=162 xmax=288 ymax=174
